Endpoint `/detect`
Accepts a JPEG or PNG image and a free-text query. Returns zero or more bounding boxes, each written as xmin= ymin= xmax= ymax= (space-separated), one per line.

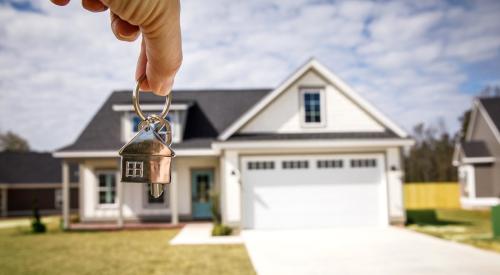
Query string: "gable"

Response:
xmin=468 ymin=105 xmax=500 ymax=157
xmin=219 ymin=59 xmax=407 ymax=140
xmin=239 ymin=69 xmax=385 ymax=134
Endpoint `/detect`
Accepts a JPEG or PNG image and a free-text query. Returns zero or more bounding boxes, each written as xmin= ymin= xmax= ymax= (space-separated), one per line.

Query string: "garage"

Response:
xmin=241 ymin=154 xmax=388 ymax=229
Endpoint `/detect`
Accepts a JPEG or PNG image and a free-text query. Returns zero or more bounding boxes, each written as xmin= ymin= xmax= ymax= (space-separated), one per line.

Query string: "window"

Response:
xmin=132 ymin=115 xmax=142 ymax=132
xmin=131 ymin=113 xmax=178 ymax=141
xmin=55 ymin=189 xmax=63 ymax=209
xmin=303 ymin=90 xmax=322 ymax=123
xmin=317 ymin=160 xmax=343 ymax=169
xmin=282 ymin=160 xmax=309 ymax=169
xmin=350 ymin=159 xmax=377 ymax=168
xmin=98 ymin=172 xmax=116 ymax=205
xmin=247 ymin=161 xmax=275 ymax=170
xmin=126 ymin=161 xmax=143 ymax=178
xmin=146 ymin=184 xmax=166 ymax=204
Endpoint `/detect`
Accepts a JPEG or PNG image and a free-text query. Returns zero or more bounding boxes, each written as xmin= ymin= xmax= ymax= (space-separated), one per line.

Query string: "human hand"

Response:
xmin=51 ymin=0 xmax=182 ymax=96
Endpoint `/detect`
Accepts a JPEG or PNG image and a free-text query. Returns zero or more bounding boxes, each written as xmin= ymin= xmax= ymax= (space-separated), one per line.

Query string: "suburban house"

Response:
xmin=0 ymin=152 xmax=78 ymax=217
xmin=54 ymin=59 xmax=414 ymax=229
xmin=453 ymin=96 xmax=500 ymax=208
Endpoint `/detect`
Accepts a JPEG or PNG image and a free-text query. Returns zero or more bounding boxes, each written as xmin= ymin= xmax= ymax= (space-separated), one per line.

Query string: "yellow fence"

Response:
xmin=404 ymin=182 xmax=461 ymax=209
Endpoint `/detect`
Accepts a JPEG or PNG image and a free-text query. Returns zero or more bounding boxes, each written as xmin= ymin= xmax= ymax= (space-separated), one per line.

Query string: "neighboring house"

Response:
xmin=453 ymin=97 xmax=500 ymax=208
xmin=0 ymin=152 xmax=78 ymax=217
xmin=54 ymin=59 xmax=413 ymax=229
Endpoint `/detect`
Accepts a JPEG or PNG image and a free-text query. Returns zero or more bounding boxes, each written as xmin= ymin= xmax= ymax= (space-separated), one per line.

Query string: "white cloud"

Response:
xmin=0 ymin=0 xmax=500 ymax=150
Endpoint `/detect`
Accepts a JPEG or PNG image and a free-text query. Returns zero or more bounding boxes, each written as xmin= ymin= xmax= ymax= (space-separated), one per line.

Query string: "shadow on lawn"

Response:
xmin=406 ymin=209 xmax=471 ymax=226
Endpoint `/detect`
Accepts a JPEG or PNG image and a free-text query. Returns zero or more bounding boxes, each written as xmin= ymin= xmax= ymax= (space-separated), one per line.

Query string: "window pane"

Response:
xmin=132 ymin=116 xmax=142 ymax=132
xmin=98 ymin=173 xmax=116 ymax=204
xmin=303 ymin=91 xmax=321 ymax=123
xmin=147 ymin=184 xmax=165 ymax=203
xmin=98 ymin=175 xmax=106 ymax=187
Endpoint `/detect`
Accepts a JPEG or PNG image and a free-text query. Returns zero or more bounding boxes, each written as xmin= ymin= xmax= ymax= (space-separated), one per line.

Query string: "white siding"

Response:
xmin=174 ymin=156 xmax=219 ymax=216
xmin=386 ymin=147 xmax=405 ymax=222
xmin=221 ymin=150 xmax=241 ymax=225
xmin=240 ymin=69 xmax=385 ymax=133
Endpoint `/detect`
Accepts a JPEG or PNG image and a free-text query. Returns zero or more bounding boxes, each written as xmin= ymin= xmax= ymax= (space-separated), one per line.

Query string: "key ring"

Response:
xmin=133 ymin=74 xmax=171 ymax=121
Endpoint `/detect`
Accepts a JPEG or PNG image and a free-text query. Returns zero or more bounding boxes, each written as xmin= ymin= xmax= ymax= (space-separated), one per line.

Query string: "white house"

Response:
xmin=54 ymin=59 xmax=413 ymax=229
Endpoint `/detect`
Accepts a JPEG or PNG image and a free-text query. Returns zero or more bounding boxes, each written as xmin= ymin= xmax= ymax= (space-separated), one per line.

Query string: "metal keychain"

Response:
xmin=118 ymin=75 xmax=175 ymax=198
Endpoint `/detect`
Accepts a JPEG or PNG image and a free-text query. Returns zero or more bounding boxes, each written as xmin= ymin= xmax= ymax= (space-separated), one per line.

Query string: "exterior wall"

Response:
xmin=474 ymin=164 xmax=494 ymax=197
xmin=240 ymin=69 xmax=385 ymax=134
xmin=469 ymin=109 xmax=500 ymax=198
xmin=173 ymin=156 xmax=219 ymax=217
xmin=386 ymin=147 xmax=405 ymax=223
xmin=79 ymin=156 xmax=218 ymax=222
xmin=6 ymin=187 xmax=78 ymax=216
xmin=220 ymin=150 xmax=241 ymax=226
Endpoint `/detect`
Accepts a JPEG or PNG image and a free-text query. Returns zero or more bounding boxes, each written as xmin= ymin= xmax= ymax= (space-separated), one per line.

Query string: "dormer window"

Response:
xmin=130 ymin=112 xmax=181 ymax=142
xmin=116 ymin=103 xmax=188 ymax=144
xmin=300 ymin=88 xmax=325 ymax=127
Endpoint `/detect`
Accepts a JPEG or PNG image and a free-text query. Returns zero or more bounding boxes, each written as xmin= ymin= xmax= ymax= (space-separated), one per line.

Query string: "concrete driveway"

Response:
xmin=242 ymin=227 xmax=500 ymax=275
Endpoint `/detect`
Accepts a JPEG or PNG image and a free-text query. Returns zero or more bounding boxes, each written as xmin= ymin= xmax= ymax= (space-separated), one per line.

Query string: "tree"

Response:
xmin=404 ymin=122 xmax=457 ymax=182
xmin=0 ymin=131 xmax=30 ymax=152
xmin=458 ymin=109 xmax=471 ymax=142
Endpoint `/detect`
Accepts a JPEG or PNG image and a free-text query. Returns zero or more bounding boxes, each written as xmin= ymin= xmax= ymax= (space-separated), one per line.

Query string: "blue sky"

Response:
xmin=0 ymin=0 xmax=499 ymax=150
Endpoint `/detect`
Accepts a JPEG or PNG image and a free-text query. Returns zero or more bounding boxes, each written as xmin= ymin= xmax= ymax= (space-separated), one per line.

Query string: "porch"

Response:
xmin=60 ymin=156 xmax=220 ymax=229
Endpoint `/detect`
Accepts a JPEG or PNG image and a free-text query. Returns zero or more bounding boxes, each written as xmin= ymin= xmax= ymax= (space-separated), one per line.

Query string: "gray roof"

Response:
xmin=58 ymin=89 xmax=272 ymax=151
xmin=0 ymin=152 xmax=70 ymax=184
xmin=461 ymin=141 xmax=492 ymax=158
xmin=58 ymin=87 xmax=407 ymax=153
xmin=479 ymin=97 xmax=500 ymax=133
xmin=228 ymin=131 xmax=399 ymax=141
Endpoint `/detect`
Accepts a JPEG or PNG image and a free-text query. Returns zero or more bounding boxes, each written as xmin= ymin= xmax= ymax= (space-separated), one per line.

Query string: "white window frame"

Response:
xmin=299 ymin=88 xmax=326 ymax=128
xmin=96 ymin=170 xmax=117 ymax=208
xmin=126 ymin=161 xmax=143 ymax=178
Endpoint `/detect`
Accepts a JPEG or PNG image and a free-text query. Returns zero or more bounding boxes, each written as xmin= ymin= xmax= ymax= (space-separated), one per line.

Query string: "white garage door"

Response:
xmin=241 ymin=154 xmax=387 ymax=229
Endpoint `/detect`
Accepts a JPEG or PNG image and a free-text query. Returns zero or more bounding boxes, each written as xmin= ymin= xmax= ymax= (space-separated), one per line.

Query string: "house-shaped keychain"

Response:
xmin=119 ymin=121 xmax=175 ymax=197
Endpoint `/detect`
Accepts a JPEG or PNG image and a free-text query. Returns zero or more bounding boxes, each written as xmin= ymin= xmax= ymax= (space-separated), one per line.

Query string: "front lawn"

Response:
xmin=0 ymin=218 xmax=255 ymax=275
xmin=407 ymin=209 xmax=500 ymax=253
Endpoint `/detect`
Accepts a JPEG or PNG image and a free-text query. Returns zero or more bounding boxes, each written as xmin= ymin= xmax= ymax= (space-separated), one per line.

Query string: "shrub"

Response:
xmin=31 ymin=202 xmax=46 ymax=233
xmin=212 ymin=224 xmax=232 ymax=236
xmin=209 ymin=191 xmax=233 ymax=236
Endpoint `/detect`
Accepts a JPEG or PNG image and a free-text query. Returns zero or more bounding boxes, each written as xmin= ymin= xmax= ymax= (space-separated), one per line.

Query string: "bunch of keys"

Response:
xmin=119 ymin=75 xmax=175 ymax=198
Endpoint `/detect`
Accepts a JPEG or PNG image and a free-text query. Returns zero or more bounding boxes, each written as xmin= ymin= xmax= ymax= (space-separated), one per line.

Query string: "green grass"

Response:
xmin=407 ymin=209 xmax=500 ymax=253
xmin=0 ymin=219 xmax=255 ymax=275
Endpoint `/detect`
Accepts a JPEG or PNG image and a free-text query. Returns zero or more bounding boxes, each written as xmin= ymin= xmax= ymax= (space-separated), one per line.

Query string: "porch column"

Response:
xmin=1 ymin=187 xmax=7 ymax=217
xmin=170 ymin=169 xmax=178 ymax=225
xmin=62 ymin=161 xmax=70 ymax=229
xmin=117 ymin=171 xmax=124 ymax=228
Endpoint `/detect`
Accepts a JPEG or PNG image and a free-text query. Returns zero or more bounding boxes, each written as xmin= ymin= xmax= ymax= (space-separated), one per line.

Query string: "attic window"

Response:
xmin=300 ymin=88 xmax=325 ymax=126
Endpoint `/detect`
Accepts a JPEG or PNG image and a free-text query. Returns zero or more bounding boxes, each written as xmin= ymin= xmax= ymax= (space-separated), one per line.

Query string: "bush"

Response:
xmin=212 ymin=224 xmax=232 ymax=236
xmin=209 ymin=191 xmax=233 ymax=236
xmin=31 ymin=203 xmax=46 ymax=233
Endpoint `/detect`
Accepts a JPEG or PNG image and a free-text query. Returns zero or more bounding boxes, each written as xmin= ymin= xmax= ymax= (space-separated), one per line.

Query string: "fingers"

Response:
xmin=110 ymin=12 xmax=140 ymax=42
xmin=136 ymin=38 xmax=177 ymax=96
xmin=136 ymin=38 xmax=150 ymax=90
xmin=82 ymin=0 xmax=107 ymax=12
xmin=50 ymin=0 xmax=71 ymax=6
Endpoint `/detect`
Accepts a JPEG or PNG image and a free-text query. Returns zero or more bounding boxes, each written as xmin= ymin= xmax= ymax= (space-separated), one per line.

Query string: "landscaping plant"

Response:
xmin=210 ymin=192 xmax=232 ymax=236
xmin=31 ymin=201 xmax=46 ymax=233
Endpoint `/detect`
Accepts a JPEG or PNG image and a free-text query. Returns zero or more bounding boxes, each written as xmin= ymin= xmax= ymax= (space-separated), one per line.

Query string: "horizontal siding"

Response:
xmin=404 ymin=183 xmax=460 ymax=209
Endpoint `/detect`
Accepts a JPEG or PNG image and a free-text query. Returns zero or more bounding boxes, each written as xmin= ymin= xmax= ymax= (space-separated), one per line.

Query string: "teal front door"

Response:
xmin=191 ymin=169 xmax=214 ymax=219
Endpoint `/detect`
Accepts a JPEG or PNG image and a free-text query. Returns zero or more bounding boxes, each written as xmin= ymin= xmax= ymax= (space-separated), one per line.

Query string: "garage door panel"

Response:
xmin=242 ymin=154 xmax=386 ymax=229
